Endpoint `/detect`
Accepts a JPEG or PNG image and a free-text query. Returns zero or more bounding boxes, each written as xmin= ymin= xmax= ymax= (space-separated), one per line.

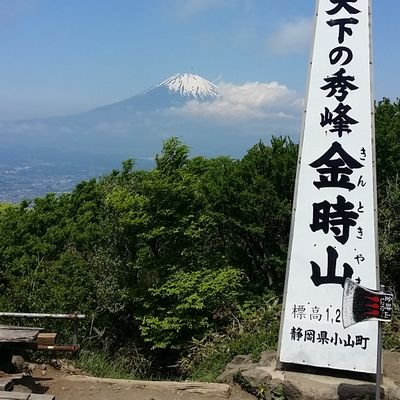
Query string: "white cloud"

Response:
xmin=171 ymin=81 xmax=302 ymax=124
xmin=266 ymin=17 xmax=313 ymax=55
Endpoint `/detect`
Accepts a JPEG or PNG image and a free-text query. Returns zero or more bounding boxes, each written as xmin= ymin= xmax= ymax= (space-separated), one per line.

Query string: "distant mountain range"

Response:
xmin=0 ymin=73 xmax=301 ymax=202
xmin=0 ymin=73 xmax=297 ymax=159
xmin=0 ymin=73 xmax=220 ymax=158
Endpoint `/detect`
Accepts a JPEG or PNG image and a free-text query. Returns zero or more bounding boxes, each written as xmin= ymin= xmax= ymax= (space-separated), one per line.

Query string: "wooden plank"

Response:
xmin=0 ymin=393 xmax=54 ymax=400
xmin=0 ymin=392 xmax=29 ymax=399
xmin=29 ymin=395 xmax=55 ymax=400
xmin=0 ymin=326 xmax=43 ymax=332
xmin=65 ymin=375 xmax=231 ymax=398
xmin=0 ymin=329 xmax=40 ymax=343
xmin=0 ymin=379 xmax=13 ymax=391
xmin=36 ymin=333 xmax=57 ymax=346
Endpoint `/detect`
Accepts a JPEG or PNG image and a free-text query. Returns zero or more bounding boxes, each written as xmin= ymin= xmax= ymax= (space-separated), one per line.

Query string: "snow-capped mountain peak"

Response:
xmin=155 ymin=73 xmax=218 ymax=100
xmin=85 ymin=73 xmax=219 ymax=116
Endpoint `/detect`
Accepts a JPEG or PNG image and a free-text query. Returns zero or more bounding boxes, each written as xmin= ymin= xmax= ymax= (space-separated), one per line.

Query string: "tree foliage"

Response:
xmin=375 ymin=98 xmax=400 ymax=294
xmin=0 ymin=99 xmax=399 ymax=375
xmin=0 ymin=136 xmax=297 ymax=358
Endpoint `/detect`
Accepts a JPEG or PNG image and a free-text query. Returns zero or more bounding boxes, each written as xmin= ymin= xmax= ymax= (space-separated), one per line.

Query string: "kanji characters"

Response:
xmin=310 ymin=195 xmax=359 ymax=244
xmin=327 ymin=18 xmax=359 ymax=44
xmin=310 ymin=246 xmax=354 ymax=287
xmin=321 ymin=68 xmax=359 ymax=101
xmin=320 ymin=103 xmax=359 ymax=137
xmin=326 ymin=0 xmax=361 ymax=16
xmin=310 ymin=141 xmax=363 ymax=190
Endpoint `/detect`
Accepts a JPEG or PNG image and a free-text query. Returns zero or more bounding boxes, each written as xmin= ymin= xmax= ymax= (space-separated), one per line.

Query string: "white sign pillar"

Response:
xmin=278 ymin=0 xmax=379 ymax=373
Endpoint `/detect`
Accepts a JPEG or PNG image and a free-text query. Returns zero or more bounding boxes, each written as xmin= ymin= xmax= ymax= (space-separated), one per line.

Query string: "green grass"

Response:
xmin=74 ymin=339 xmax=154 ymax=380
xmin=76 ymin=350 xmax=134 ymax=379
xmin=182 ymin=293 xmax=281 ymax=382
xmin=189 ymin=330 xmax=277 ymax=382
xmin=383 ymin=302 xmax=400 ymax=351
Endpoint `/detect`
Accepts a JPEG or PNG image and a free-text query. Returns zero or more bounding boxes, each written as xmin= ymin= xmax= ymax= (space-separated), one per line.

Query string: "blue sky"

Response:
xmin=0 ymin=0 xmax=398 ymax=121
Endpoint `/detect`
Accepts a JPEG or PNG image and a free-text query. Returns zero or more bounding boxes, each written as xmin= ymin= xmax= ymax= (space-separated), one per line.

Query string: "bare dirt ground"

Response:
xmin=12 ymin=365 xmax=256 ymax=400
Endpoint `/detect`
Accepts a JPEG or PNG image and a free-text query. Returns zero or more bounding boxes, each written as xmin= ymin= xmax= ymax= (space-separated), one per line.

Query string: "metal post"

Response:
xmin=376 ymin=285 xmax=384 ymax=400
xmin=376 ymin=320 xmax=383 ymax=400
xmin=0 ymin=312 xmax=85 ymax=319
xmin=72 ymin=319 xmax=78 ymax=346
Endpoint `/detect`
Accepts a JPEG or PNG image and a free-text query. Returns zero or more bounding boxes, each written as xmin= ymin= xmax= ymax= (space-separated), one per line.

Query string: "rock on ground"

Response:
xmin=217 ymin=350 xmax=400 ymax=400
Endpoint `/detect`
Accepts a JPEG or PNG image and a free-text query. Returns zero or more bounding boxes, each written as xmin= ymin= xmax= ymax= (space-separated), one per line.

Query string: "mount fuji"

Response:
xmin=83 ymin=73 xmax=219 ymax=118
xmin=0 ymin=72 xmax=298 ymax=160
xmin=0 ymin=73 xmax=299 ymax=201
xmin=0 ymin=73 xmax=230 ymax=158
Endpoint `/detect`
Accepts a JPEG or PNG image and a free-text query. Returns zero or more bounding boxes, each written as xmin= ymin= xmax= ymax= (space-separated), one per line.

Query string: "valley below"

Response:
xmin=0 ymin=151 xmax=153 ymax=203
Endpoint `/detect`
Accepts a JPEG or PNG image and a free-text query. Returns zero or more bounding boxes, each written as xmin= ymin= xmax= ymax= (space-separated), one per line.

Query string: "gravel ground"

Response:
xmin=11 ymin=365 xmax=256 ymax=400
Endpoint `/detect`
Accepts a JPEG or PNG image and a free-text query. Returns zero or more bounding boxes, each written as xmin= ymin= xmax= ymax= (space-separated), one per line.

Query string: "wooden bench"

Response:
xmin=0 ymin=393 xmax=55 ymax=399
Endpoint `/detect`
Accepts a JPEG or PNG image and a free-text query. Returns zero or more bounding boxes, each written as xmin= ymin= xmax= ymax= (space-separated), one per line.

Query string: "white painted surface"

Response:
xmin=279 ymin=0 xmax=378 ymax=373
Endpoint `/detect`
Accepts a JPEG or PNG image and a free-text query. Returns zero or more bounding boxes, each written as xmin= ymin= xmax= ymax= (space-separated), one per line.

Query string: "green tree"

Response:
xmin=375 ymin=98 xmax=400 ymax=187
xmin=198 ymin=137 xmax=297 ymax=292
